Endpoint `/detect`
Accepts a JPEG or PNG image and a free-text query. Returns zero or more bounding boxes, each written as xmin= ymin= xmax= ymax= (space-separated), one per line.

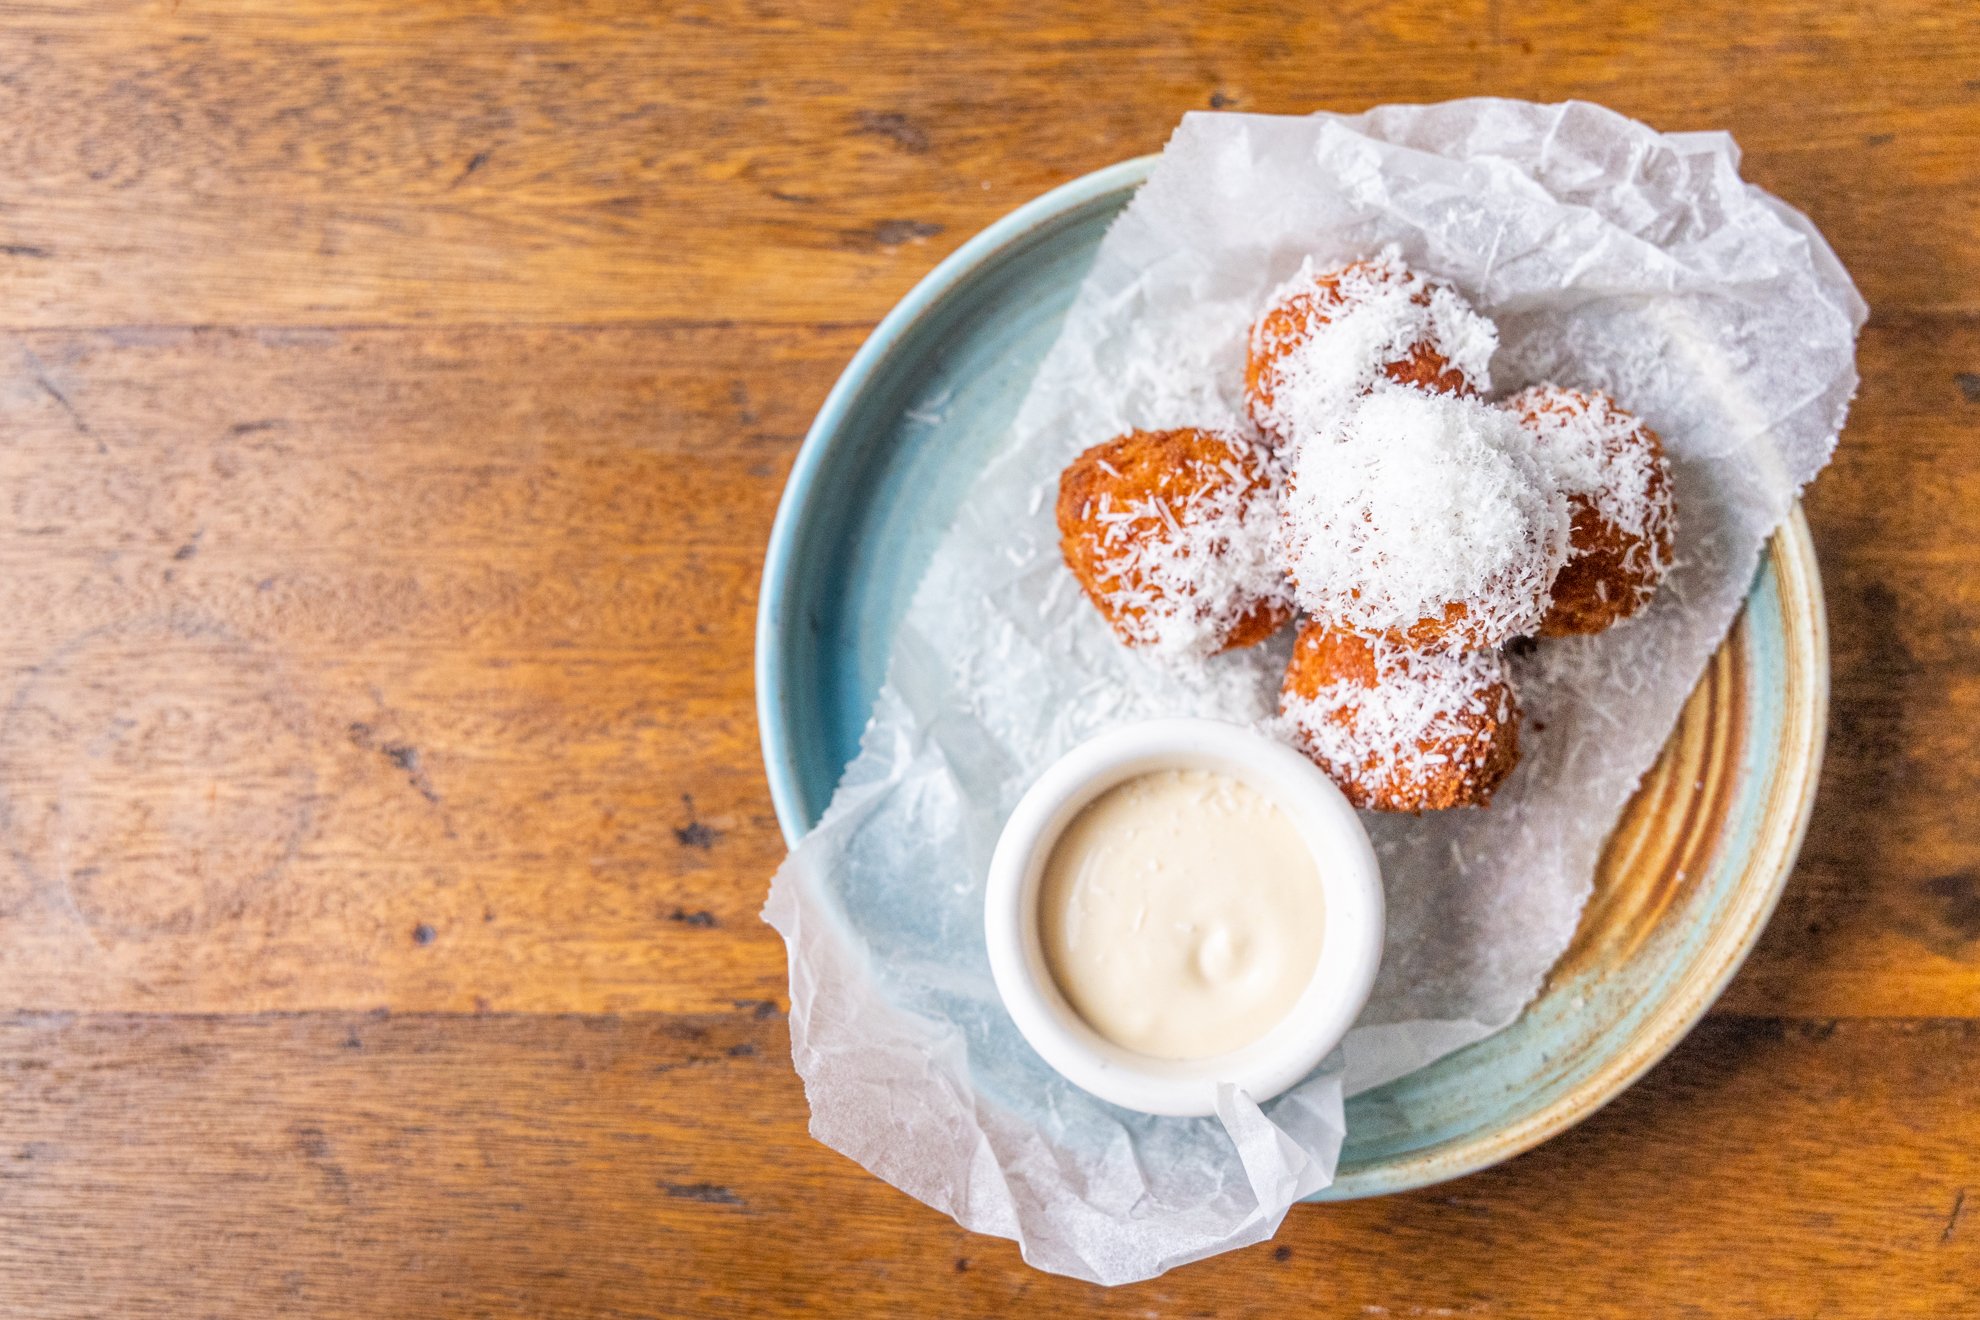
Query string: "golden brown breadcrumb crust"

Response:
xmin=1279 ymin=621 xmax=1521 ymax=812
xmin=1512 ymin=389 xmax=1676 ymax=637
xmin=1055 ymin=428 xmax=1292 ymax=653
xmin=1245 ymin=262 xmax=1478 ymax=448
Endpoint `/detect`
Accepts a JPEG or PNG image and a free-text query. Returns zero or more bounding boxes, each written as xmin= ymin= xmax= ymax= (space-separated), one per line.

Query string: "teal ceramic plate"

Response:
xmin=755 ymin=158 xmax=1827 ymax=1199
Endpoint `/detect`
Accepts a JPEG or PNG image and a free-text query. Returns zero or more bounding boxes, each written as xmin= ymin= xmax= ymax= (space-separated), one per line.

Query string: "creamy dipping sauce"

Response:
xmin=1037 ymin=769 xmax=1325 ymax=1060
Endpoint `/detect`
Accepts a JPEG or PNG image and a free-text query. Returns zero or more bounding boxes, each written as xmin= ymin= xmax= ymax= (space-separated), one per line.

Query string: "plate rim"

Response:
xmin=755 ymin=155 xmax=1160 ymax=843
xmin=1320 ymin=504 xmax=1827 ymax=1198
xmin=753 ymin=154 xmax=1830 ymax=1198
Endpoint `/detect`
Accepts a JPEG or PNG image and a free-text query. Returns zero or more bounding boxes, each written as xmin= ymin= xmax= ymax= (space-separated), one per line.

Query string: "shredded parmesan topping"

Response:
xmin=1277 ymin=640 xmax=1513 ymax=799
xmin=1278 ymin=385 xmax=1571 ymax=642
xmin=1077 ymin=432 xmax=1291 ymax=657
xmin=1507 ymin=384 xmax=1675 ymax=577
xmin=1252 ymin=247 xmax=1498 ymax=442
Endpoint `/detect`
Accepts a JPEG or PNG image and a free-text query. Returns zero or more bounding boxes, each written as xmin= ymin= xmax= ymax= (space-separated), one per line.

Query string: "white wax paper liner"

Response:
xmin=764 ymin=100 xmax=1865 ymax=1284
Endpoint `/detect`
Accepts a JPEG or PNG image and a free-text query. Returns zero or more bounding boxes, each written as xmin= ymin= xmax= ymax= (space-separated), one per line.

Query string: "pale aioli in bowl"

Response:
xmin=1037 ymin=768 xmax=1326 ymax=1060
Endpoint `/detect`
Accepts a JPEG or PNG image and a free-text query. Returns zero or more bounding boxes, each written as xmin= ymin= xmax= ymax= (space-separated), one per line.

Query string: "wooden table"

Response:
xmin=1 ymin=3 xmax=1975 ymax=1314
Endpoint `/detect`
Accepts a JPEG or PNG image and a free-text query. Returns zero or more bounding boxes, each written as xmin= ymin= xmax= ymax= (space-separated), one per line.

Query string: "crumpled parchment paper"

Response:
xmin=764 ymin=100 xmax=1864 ymax=1284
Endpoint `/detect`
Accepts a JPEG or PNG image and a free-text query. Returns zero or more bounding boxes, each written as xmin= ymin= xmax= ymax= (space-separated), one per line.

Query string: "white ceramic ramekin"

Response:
xmin=984 ymin=717 xmax=1385 ymax=1117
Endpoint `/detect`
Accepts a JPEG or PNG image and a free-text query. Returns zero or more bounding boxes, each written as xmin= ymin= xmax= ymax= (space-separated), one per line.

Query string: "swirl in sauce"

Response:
xmin=1038 ymin=768 xmax=1325 ymax=1060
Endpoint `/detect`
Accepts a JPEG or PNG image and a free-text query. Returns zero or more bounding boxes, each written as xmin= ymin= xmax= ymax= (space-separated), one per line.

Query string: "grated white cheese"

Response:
xmin=1505 ymin=384 xmax=1675 ymax=585
xmin=1067 ymin=430 xmax=1292 ymax=658
xmin=1250 ymin=246 xmax=1498 ymax=444
xmin=1277 ymin=385 xmax=1571 ymax=645
xmin=1276 ymin=635 xmax=1515 ymax=806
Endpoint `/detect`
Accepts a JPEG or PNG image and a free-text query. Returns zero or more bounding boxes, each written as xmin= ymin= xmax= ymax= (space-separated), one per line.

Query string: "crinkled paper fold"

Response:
xmin=765 ymin=100 xmax=1864 ymax=1284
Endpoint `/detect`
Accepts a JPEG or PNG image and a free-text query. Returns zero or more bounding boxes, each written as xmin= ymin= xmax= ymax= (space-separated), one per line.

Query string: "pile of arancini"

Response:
xmin=1055 ymin=250 xmax=1675 ymax=812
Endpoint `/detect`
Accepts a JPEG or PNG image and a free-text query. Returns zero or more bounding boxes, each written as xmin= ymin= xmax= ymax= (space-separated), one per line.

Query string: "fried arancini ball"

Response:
xmin=1246 ymin=250 xmax=1498 ymax=448
xmin=1504 ymin=386 xmax=1676 ymax=637
xmin=1277 ymin=385 xmax=1572 ymax=653
xmin=1278 ymin=621 xmax=1521 ymax=812
xmin=1056 ymin=427 xmax=1293 ymax=656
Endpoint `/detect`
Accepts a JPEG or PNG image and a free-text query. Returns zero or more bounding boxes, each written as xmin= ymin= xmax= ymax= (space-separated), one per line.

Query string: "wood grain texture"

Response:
xmin=0 ymin=0 xmax=1975 ymax=1313
xmin=0 ymin=324 xmax=845 ymax=1013
xmin=0 ymin=0 xmax=1975 ymax=328
xmin=2 ymin=1012 xmax=1976 ymax=1318
xmin=0 ymin=318 xmax=1970 ymax=1019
